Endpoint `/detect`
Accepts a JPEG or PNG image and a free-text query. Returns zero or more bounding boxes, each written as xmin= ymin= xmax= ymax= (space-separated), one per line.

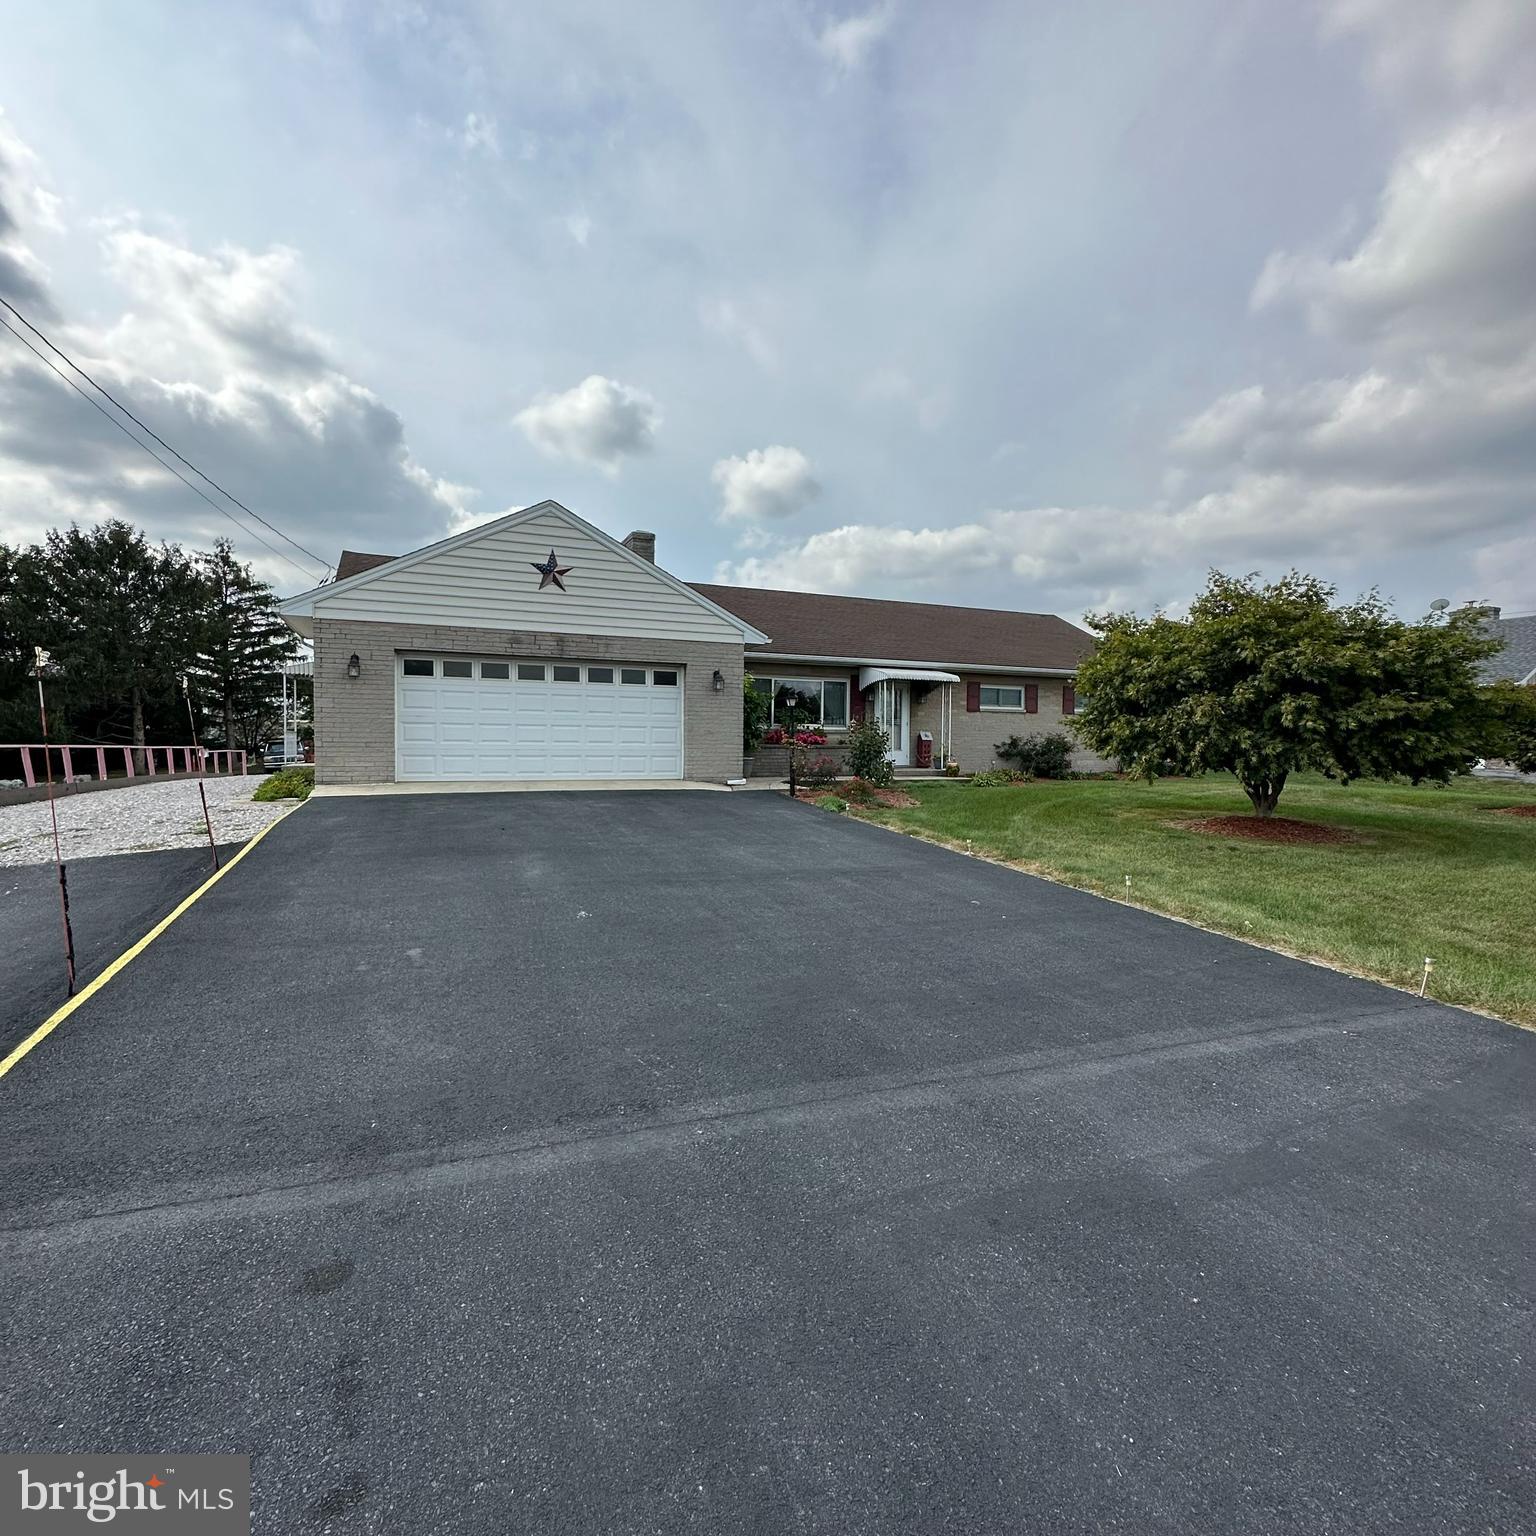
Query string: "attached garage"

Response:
xmin=277 ymin=501 xmax=768 ymax=787
xmin=395 ymin=656 xmax=683 ymax=781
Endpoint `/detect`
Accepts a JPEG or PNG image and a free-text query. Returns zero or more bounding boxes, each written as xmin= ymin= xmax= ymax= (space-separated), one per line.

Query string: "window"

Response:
xmin=552 ymin=664 xmax=581 ymax=682
xmin=441 ymin=659 xmax=473 ymax=679
xmin=620 ymin=668 xmax=647 ymax=685
xmin=481 ymin=661 xmax=510 ymax=680
xmin=979 ymin=685 xmax=1024 ymax=709
xmin=752 ymin=676 xmax=850 ymax=729
xmin=653 ymin=669 xmax=678 ymax=686
xmin=517 ymin=663 xmax=546 ymax=681
xmin=401 ymin=658 xmax=433 ymax=677
xmin=587 ymin=666 xmax=614 ymax=684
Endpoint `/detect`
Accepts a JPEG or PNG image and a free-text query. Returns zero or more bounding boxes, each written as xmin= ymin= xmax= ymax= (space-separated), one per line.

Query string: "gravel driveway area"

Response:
xmin=0 ymin=776 xmax=292 ymax=867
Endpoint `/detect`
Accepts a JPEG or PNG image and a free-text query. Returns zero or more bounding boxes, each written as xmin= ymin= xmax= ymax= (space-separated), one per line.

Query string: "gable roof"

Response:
xmin=1479 ymin=612 xmax=1536 ymax=685
xmin=277 ymin=501 xmax=769 ymax=644
xmin=688 ymin=583 xmax=1094 ymax=672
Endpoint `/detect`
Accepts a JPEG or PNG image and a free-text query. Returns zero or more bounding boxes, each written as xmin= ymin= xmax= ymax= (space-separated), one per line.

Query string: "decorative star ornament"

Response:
xmin=531 ymin=549 xmax=574 ymax=591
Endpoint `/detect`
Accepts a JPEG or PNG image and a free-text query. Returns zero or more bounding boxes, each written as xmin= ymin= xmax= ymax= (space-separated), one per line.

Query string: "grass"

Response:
xmin=853 ymin=773 xmax=1536 ymax=1026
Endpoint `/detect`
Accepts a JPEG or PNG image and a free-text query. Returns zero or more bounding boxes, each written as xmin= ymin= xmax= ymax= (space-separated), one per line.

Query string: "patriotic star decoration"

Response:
xmin=531 ymin=549 xmax=574 ymax=591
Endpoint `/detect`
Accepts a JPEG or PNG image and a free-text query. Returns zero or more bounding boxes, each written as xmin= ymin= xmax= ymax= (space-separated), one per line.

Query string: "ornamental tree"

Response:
xmin=1070 ymin=572 xmax=1503 ymax=817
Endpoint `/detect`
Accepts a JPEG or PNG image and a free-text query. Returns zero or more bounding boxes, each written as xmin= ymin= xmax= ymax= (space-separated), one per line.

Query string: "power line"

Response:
xmin=0 ymin=295 xmax=329 ymax=573
xmin=0 ymin=309 xmax=328 ymax=583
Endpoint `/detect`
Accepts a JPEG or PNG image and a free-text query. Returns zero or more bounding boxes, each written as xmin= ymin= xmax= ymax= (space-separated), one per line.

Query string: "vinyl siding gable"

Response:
xmin=311 ymin=507 xmax=745 ymax=642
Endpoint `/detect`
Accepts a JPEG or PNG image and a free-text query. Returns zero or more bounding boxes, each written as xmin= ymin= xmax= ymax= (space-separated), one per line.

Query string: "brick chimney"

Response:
xmin=622 ymin=530 xmax=656 ymax=563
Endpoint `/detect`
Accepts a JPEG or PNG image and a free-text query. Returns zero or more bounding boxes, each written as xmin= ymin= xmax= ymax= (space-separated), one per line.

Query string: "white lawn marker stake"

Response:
xmin=1419 ymin=957 xmax=1434 ymax=998
xmin=1125 ymin=874 xmax=1132 ymax=898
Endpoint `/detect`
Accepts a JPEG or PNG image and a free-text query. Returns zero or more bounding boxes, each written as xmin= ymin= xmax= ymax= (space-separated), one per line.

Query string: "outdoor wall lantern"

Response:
xmin=346 ymin=653 xmax=361 ymax=679
xmin=712 ymin=669 xmax=724 ymax=692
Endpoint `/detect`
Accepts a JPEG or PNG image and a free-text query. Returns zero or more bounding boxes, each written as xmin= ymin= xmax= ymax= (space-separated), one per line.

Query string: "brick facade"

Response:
xmin=912 ymin=674 xmax=1114 ymax=773
xmin=313 ymin=618 xmax=745 ymax=785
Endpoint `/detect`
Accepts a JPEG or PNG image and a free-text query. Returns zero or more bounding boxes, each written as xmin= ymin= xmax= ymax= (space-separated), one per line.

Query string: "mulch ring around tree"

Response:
xmin=1172 ymin=815 xmax=1364 ymax=846
xmin=1490 ymin=804 xmax=1536 ymax=818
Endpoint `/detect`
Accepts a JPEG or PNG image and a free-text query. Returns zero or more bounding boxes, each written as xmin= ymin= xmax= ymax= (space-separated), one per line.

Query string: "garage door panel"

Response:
xmin=396 ymin=658 xmax=686 ymax=781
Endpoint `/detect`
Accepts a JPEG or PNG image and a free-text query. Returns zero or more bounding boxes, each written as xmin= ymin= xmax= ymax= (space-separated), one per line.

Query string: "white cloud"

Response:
xmin=564 ymin=211 xmax=592 ymax=247
xmin=700 ymin=297 xmax=777 ymax=371
xmin=712 ymin=445 xmax=820 ymax=524
xmin=461 ymin=112 xmax=500 ymax=157
xmin=512 ymin=374 xmax=660 ymax=471
xmin=0 ymin=119 xmax=473 ymax=588
xmin=1252 ymin=111 xmax=1536 ymax=360
xmin=815 ymin=3 xmax=894 ymax=72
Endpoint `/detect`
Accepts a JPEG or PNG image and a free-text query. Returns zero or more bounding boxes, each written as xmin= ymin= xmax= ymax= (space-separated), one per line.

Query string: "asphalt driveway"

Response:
xmin=1 ymin=792 xmax=1531 ymax=1533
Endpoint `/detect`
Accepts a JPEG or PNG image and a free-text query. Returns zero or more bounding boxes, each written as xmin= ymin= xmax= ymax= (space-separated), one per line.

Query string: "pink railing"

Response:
xmin=1 ymin=744 xmax=248 ymax=788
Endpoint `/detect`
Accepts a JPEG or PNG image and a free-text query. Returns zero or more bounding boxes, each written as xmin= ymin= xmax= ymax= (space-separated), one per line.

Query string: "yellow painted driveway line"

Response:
xmin=0 ymin=800 xmax=307 ymax=1081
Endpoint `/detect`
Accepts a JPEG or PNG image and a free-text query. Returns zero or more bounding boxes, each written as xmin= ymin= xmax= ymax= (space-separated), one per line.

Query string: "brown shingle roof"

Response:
xmin=334 ymin=549 xmax=398 ymax=582
xmin=688 ymin=583 xmax=1094 ymax=671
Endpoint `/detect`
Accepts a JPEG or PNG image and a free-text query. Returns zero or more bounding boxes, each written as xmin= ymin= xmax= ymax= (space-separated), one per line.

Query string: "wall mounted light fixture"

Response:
xmin=712 ymin=669 xmax=724 ymax=692
xmin=346 ymin=653 xmax=361 ymax=679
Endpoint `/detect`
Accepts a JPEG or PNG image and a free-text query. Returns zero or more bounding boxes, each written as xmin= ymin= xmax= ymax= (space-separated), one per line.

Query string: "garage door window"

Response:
xmin=653 ymin=670 xmax=678 ymax=686
xmin=587 ymin=666 xmax=614 ymax=684
xmin=553 ymin=665 xmax=581 ymax=682
xmin=442 ymin=659 xmax=473 ymax=679
xmin=481 ymin=661 xmax=510 ymax=680
xmin=402 ymin=658 xmax=433 ymax=677
xmin=517 ymin=664 xmax=546 ymax=681
xmin=620 ymin=668 xmax=646 ymax=685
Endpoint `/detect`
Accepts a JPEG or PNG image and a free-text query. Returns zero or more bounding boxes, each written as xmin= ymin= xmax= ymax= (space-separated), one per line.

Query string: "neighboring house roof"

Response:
xmin=334 ymin=549 xmax=397 ymax=581
xmin=1478 ymin=612 xmax=1536 ymax=685
xmin=688 ymin=583 xmax=1094 ymax=673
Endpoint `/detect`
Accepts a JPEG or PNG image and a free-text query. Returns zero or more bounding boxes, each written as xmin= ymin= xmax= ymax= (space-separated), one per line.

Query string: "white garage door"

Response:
xmin=396 ymin=656 xmax=684 ymax=781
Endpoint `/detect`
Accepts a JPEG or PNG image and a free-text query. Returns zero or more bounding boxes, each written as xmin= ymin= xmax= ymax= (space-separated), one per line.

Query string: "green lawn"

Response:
xmin=855 ymin=774 xmax=1536 ymax=1026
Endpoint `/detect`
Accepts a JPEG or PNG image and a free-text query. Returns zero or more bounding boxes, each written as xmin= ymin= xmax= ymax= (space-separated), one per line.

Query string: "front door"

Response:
xmin=875 ymin=680 xmax=910 ymax=766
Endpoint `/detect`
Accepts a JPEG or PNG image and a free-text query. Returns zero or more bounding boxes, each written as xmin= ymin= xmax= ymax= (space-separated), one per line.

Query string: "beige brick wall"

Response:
xmin=911 ymin=675 xmax=1114 ymax=773
xmin=313 ymin=618 xmax=744 ymax=784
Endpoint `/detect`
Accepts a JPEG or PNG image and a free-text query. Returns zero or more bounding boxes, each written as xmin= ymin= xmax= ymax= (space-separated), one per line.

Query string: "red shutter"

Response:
xmin=1025 ymin=683 xmax=1039 ymax=714
xmin=1062 ymin=684 xmax=1075 ymax=715
xmin=850 ymin=671 xmax=864 ymax=721
xmin=965 ymin=681 xmax=981 ymax=713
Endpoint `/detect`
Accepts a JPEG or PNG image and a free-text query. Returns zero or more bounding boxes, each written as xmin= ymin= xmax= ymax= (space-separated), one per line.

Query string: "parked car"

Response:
xmin=262 ymin=741 xmax=307 ymax=771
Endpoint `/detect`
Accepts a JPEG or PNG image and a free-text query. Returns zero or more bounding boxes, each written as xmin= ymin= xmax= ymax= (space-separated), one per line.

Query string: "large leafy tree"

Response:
xmin=1480 ymin=681 xmax=1536 ymax=774
xmin=190 ymin=537 xmax=299 ymax=750
xmin=29 ymin=521 xmax=207 ymax=768
xmin=1072 ymin=572 xmax=1503 ymax=817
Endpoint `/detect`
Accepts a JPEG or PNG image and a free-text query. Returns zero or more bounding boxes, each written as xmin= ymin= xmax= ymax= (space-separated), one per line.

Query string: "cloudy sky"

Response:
xmin=1 ymin=0 xmax=1532 ymax=620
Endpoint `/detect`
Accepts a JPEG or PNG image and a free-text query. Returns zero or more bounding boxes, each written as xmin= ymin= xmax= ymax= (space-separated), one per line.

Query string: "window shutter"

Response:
xmin=1062 ymin=684 xmax=1075 ymax=715
xmin=965 ymin=681 xmax=981 ymax=713
xmin=1025 ymin=683 xmax=1039 ymax=714
xmin=850 ymin=672 xmax=864 ymax=721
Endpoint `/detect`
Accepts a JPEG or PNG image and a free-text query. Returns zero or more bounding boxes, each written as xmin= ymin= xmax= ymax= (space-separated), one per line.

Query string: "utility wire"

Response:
xmin=0 ymin=311 xmax=327 ymax=583
xmin=0 ymin=294 xmax=330 ymax=575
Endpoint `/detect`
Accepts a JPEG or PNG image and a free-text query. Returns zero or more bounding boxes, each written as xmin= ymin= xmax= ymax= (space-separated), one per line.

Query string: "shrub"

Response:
xmin=253 ymin=765 xmax=314 ymax=801
xmin=813 ymin=794 xmax=847 ymax=813
xmin=762 ymin=726 xmax=787 ymax=745
xmin=792 ymin=730 xmax=828 ymax=746
xmin=969 ymin=769 xmax=1024 ymax=787
xmin=743 ymin=676 xmax=771 ymax=753
xmin=844 ymin=714 xmax=894 ymax=787
xmin=995 ymin=732 xmax=1075 ymax=779
xmin=800 ymin=753 xmax=840 ymax=788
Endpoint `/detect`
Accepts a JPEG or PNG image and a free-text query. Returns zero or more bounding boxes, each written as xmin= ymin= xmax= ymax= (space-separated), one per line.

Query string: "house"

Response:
xmin=277 ymin=501 xmax=1103 ymax=785
xmin=1477 ymin=609 xmax=1536 ymax=686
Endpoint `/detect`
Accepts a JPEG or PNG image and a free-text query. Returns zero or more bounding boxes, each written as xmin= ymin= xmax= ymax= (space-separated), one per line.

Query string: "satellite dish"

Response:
xmin=1429 ymin=597 xmax=1450 ymax=612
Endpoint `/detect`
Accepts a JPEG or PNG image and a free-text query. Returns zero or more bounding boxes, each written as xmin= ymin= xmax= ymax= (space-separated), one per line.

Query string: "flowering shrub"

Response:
xmin=793 ymin=730 xmax=828 ymax=745
xmin=762 ymin=727 xmax=787 ymax=744
xmin=800 ymin=754 xmax=840 ymax=787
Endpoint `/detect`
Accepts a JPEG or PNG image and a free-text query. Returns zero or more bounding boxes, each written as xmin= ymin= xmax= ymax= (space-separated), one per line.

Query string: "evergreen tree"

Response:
xmin=189 ymin=537 xmax=299 ymax=749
